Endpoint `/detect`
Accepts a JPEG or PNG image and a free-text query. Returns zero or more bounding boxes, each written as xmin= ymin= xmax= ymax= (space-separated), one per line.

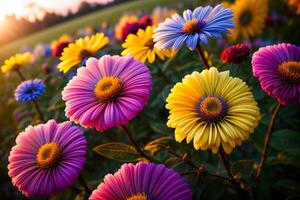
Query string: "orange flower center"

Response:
xmin=94 ymin=76 xmax=123 ymax=102
xmin=198 ymin=96 xmax=227 ymax=122
xmin=36 ymin=142 xmax=61 ymax=168
xmin=127 ymin=193 xmax=148 ymax=200
xmin=182 ymin=19 xmax=205 ymax=34
xmin=278 ymin=61 xmax=300 ymax=83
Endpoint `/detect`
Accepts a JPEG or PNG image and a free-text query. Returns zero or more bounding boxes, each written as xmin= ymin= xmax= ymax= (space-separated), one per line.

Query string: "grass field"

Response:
xmin=0 ymin=0 xmax=190 ymax=63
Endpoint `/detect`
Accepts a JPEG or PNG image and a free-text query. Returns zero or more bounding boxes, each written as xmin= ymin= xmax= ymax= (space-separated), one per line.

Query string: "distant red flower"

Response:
xmin=121 ymin=15 xmax=153 ymax=41
xmin=52 ymin=41 xmax=69 ymax=57
xmin=139 ymin=15 xmax=152 ymax=27
xmin=221 ymin=44 xmax=250 ymax=64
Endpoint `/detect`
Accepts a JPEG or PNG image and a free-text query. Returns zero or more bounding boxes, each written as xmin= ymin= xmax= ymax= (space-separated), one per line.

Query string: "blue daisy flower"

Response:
xmin=15 ymin=79 xmax=45 ymax=102
xmin=153 ymin=4 xmax=234 ymax=51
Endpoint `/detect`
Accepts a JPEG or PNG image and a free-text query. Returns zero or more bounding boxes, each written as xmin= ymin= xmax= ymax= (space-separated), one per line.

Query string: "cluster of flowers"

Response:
xmin=1 ymin=1 xmax=300 ymax=199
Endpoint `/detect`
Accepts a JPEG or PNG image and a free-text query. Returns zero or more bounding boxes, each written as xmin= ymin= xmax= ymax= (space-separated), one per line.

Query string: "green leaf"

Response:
xmin=144 ymin=136 xmax=173 ymax=155
xmin=231 ymin=160 xmax=255 ymax=179
xmin=274 ymin=180 xmax=300 ymax=193
xmin=93 ymin=142 xmax=141 ymax=162
xmin=164 ymin=156 xmax=182 ymax=168
xmin=270 ymin=129 xmax=300 ymax=153
xmin=200 ymin=178 xmax=225 ymax=200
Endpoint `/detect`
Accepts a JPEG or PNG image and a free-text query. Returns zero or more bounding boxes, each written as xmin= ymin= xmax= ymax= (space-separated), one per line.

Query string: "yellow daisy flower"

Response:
xmin=121 ymin=26 xmax=175 ymax=64
xmin=114 ymin=14 xmax=138 ymax=40
xmin=1 ymin=52 xmax=32 ymax=74
xmin=230 ymin=0 xmax=268 ymax=40
xmin=57 ymin=33 xmax=109 ymax=73
xmin=166 ymin=67 xmax=260 ymax=154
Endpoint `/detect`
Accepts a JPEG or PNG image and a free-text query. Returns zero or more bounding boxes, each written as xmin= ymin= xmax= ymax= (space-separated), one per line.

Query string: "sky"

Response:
xmin=0 ymin=0 xmax=114 ymax=22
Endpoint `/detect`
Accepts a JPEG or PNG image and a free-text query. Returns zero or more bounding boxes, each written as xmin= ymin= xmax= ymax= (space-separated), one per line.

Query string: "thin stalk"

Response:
xmin=121 ymin=125 xmax=152 ymax=162
xmin=78 ymin=174 xmax=91 ymax=195
xmin=256 ymin=102 xmax=283 ymax=178
xmin=32 ymin=100 xmax=45 ymax=122
xmin=195 ymin=44 xmax=210 ymax=69
xmin=15 ymin=69 xmax=26 ymax=81
xmin=166 ymin=149 xmax=198 ymax=169
xmin=218 ymin=148 xmax=238 ymax=185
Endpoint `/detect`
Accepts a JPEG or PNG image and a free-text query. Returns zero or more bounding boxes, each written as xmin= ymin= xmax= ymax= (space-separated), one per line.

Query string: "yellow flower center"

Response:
xmin=182 ymin=19 xmax=205 ymax=34
xmin=127 ymin=193 xmax=148 ymax=200
xmin=198 ymin=96 xmax=227 ymax=122
xmin=36 ymin=142 xmax=61 ymax=168
xmin=94 ymin=76 xmax=123 ymax=102
xmin=278 ymin=61 xmax=300 ymax=83
xmin=239 ymin=11 xmax=252 ymax=26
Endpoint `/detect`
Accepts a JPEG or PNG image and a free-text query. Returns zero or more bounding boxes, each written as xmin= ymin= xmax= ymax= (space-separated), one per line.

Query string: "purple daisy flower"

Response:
xmin=89 ymin=162 xmax=192 ymax=200
xmin=8 ymin=120 xmax=87 ymax=197
xmin=62 ymin=55 xmax=152 ymax=132
xmin=153 ymin=4 xmax=234 ymax=51
xmin=252 ymin=43 xmax=300 ymax=105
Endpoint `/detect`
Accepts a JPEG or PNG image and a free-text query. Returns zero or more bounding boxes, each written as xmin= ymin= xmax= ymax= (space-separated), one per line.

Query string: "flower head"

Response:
xmin=57 ymin=33 xmax=109 ymax=73
xmin=62 ymin=55 xmax=152 ymax=131
xmin=8 ymin=120 xmax=87 ymax=197
xmin=221 ymin=44 xmax=250 ymax=64
xmin=52 ymin=41 xmax=70 ymax=57
xmin=15 ymin=79 xmax=45 ymax=102
xmin=230 ymin=0 xmax=268 ymax=40
xmin=120 ymin=16 xmax=152 ymax=41
xmin=1 ymin=52 xmax=32 ymax=74
xmin=122 ymin=26 xmax=175 ymax=63
xmin=166 ymin=67 xmax=260 ymax=154
xmin=114 ymin=14 xmax=139 ymax=40
xmin=153 ymin=4 xmax=234 ymax=51
xmin=89 ymin=162 xmax=192 ymax=200
xmin=252 ymin=43 xmax=300 ymax=105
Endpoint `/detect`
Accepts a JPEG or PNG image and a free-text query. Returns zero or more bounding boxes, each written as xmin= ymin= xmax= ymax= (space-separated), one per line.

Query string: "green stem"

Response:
xmin=121 ymin=125 xmax=152 ymax=162
xmin=32 ymin=100 xmax=45 ymax=122
xmin=78 ymin=174 xmax=91 ymax=195
xmin=256 ymin=102 xmax=283 ymax=178
xmin=218 ymin=148 xmax=238 ymax=186
xmin=15 ymin=69 xmax=26 ymax=81
xmin=195 ymin=43 xmax=210 ymax=69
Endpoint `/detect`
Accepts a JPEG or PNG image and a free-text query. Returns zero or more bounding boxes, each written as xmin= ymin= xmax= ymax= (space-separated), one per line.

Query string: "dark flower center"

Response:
xmin=94 ymin=76 xmax=123 ymax=102
xmin=145 ymin=39 xmax=154 ymax=49
xmin=278 ymin=61 xmax=300 ymax=83
xmin=79 ymin=49 xmax=93 ymax=61
xmin=182 ymin=19 xmax=206 ymax=34
xmin=36 ymin=142 xmax=61 ymax=168
xmin=198 ymin=96 xmax=227 ymax=123
xmin=239 ymin=11 xmax=252 ymax=26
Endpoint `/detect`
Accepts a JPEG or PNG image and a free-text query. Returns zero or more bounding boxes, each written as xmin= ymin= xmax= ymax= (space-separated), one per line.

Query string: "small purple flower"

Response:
xmin=252 ymin=43 xmax=300 ymax=104
xmin=153 ymin=4 xmax=234 ymax=51
xmin=8 ymin=120 xmax=87 ymax=197
xmin=89 ymin=162 xmax=192 ymax=200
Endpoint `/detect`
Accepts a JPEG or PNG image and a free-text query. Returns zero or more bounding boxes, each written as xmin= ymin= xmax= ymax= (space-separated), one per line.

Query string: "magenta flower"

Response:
xmin=8 ymin=120 xmax=87 ymax=197
xmin=89 ymin=162 xmax=192 ymax=200
xmin=62 ymin=55 xmax=152 ymax=131
xmin=252 ymin=43 xmax=300 ymax=105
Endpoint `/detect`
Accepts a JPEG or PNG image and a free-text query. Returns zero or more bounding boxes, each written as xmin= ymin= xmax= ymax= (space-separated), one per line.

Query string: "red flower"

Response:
xmin=221 ymin=44 xmax=250 ymax=64
xmin=52 ymin=41 xmax=69 ymax=57
xmin=121 ymin=15 xmax=153 ymax=41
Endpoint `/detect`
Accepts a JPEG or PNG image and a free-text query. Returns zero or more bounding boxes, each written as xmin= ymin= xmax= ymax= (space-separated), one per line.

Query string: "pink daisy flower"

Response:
xmin=89 ymin=162 xmax=192 ymax=200
xmin=62 ymin=55 xmax=152 ymax=131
